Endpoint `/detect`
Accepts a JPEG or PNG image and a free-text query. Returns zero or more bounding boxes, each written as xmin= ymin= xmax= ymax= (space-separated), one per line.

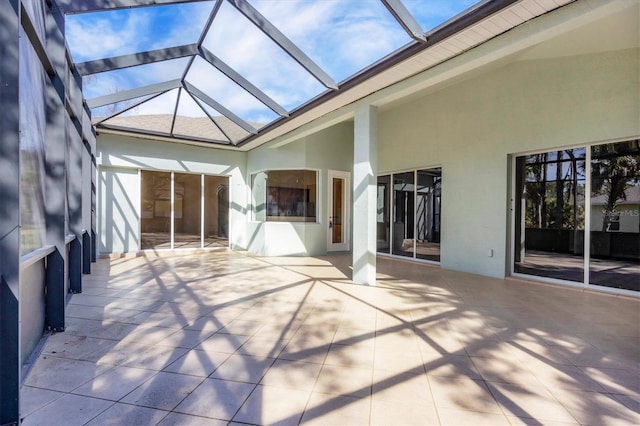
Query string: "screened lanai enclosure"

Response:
xmin=60 ymin=0 xmax=514 ymax=147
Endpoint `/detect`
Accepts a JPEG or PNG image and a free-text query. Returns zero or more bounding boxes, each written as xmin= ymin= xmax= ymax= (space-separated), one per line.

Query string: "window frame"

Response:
xmin=251 ymin=168 xmax=320 ymax=223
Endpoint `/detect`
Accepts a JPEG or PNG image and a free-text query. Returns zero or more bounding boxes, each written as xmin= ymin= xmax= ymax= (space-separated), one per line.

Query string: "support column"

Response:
xmin=44 ymin=1 xmax=68 ymax=328
xmin=0 ymin=2 xmax=21 ymax=423
xmin=352 ymin=105 xmax=378 ymax=285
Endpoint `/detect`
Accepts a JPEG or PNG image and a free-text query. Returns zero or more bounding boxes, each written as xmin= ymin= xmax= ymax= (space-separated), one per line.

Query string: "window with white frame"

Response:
xmin=252 ymin=170 xmax=317 ymax=222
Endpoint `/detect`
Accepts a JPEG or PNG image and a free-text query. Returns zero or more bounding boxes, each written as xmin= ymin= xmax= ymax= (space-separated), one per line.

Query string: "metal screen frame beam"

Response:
xmin=93 ymin=90 xmax=168 ymax=125
xmin=226 ymin=0 xmax=338 ymax=90
xmin=87 ymin=78 xmax=182 ymax=108
xmin=76 ymin=43 xmax=198 ymax=75
xmin=0 ymin=1 xmax=21 ymax=423
xmin=199 ymin=46 xmax=288 ymax=117
xmin=184 ymin=81 xmax=257 ymax=136
xmin=56 ymin=0 xmax=211 ymax=14
xmin=381 ymin=0 xmax=426 ymax=42
xmin=188 ymin=91 xmax=233 ymax=143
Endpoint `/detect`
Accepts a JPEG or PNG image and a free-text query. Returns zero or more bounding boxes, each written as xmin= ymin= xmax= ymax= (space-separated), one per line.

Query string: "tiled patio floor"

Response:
xmin=21 ymin=251 xmax=639 ymax=425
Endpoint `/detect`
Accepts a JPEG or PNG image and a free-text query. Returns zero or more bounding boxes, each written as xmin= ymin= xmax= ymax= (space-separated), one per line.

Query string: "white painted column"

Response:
xmin=352 ymin=105 xmax=378 ymax=285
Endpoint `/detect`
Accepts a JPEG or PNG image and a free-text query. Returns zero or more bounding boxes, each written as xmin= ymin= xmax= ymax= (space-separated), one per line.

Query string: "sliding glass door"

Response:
xmin=141 ymin=170 xmax=229 ymax=250
xmin=513 ymin=140 xmax=639 ymax=292
xmin=377 ymin=167 xmax=442 ymax=262
xmin=589 ymin=141 xmax=640 ymax=291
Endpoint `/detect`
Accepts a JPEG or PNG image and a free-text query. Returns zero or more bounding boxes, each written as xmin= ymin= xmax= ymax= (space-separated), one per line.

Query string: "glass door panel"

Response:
xmin=204 ymin=175 xmax=229 ymax=248
xmin=174 ymin=173 xmax=201 ymax=249
xmin=377 ymin=175 xmax=390 ymax=253
xmin=416 ymin=168 xmax=442 ymax=261
xmin=513 ymin=149 xmax=586 ymax=281
xmin=392 ymin=172 xmax=415 ymax=257
xmin=328 ymin=171 xmax=349 ymax=252
xmin=141 ymin=171 xmax=172 ymax=249
xmin=589 ymin=140 xmax=640 ymax=291
xmin=332 ymin=177 xmax=343 ymax=244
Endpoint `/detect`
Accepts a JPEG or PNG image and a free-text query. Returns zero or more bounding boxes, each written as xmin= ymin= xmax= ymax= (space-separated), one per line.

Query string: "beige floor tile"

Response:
xmin=22 ymin=251 xmax=640 ymax=425
xmin=506 ymin=415 xmax=579 ymax=425
xmin=19 ymin=386 xmax=65 ymax=417
xmin=119 ymin=325 xmax=179 ymax=345
xmin=236 ymin=335 xmax=289 ymax=358
xmin=72 ymin=365 xmax=157 ymax=400
xmin=21 ymin=394 xmax=113 ymax=426
xmin=372 ymin=370 xmax=432 ymax=402
xmin=612 ymin=393 xmax=640 ymax=412
xmin=156 ymin=328 xmax=217 ymax=349
xmin=424 ymin=354 xmax=482 ymax=379
xmin=373 ymin=344 xmax=424 ymax=375
xmin=196 ymin=332 xmax=250 ymax=354
xmin=158 ymin=412 xmax=228 ymax=425
xmin=217 ymin=319 xmax=266 ymax=336
xmin=579 ymin=366 xmax=640 ymax=396
xmin=23 ymin=357 xmax=113 ymax=392
xmin=163 ymin=349 xmax=230 ymax=377
xmin=174 ymin=378 xmax=255 ymax=420
xmin=122 ymin=344 xmax=189 ymax=370
xmin=371 ymin=398 xmax=439 ymax=425
xmin=280 ymin=337 xmax=331 ymax=364
xmin=437 ymin=407 xmax=510 ymax=425
xmin=332 ymin=327 xmax=376 ymax=345
xmin=527 ymin=362 xmax=607 ymax=392
xmin=549 ymin=388 xmax=640 ymax=425
xmin=233 ymin=385 xmax=310 ymax=425
xmin=429 ymin=376 xmax=503 ymax=414
xmin=487 ymin=381 xmax=577 ymax=423
xmin=260 ymin=359 xmax=323 ymax=391
xmin=471 ymin=355 xmax=544 ymax=387
xmin=314 ymin=364 xmax=372 ymax=398
xmin=300 ymin=393 xmax=370 ymax=425
xmin=324 ymin=342 xmax=375 ymax=368
xmin=210 ymin=354 xmax=275 ymax=384
xmin=121 ymin=372 xmax=204 ymax=410
xmin=85 ymin=402 xmax=169 ymax=425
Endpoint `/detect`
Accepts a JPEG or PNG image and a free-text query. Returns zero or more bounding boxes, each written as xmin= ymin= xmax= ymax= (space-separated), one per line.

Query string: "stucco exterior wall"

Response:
xmin=246 ymin=121 xmax=354 ymax=256
xmin=377 ymin=47 xmax=639 ymax=277
xmin=97 ymin=135 xmax=246 ymax=254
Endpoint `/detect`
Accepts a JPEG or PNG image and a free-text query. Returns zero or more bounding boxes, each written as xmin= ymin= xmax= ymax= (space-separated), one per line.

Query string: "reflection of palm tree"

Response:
xmin=592 ymin=141 xmax=640 ymax=232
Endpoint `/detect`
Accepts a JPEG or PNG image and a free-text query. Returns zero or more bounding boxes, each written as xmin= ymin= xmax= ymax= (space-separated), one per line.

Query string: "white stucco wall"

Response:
xmin=246 ymin=122 xmax=354 ymax=256
xmin=99 ymin=166 xmax=140 ymax=254
xmin=377 ymin=47 xmax=639 ymax=278
xmin=97 ymin=134 xmax=246 ymax=254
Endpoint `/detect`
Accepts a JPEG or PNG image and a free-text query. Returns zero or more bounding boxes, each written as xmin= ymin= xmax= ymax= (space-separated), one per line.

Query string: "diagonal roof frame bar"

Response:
xmin=169 ymin=87 xmax=183 ymax=136
xmin=180 ymin=0 xmax=223 ymax=81
xmin=380 ymin=0 xmax=426 ymax=42
xmin=56 ymin=0 xmax=212 ymax=15
xmin=225 ymin=0 xmax=338 ymax=90
xmin=199 ymin=47 xmax=288 ymax=117
xmin=187 ymin=91 xmax=234 ymax=144
xmin=184 ymin=81 xmax=257 ymax=135
xmin=93 ymin=90 xmax=170 ymax=126
xmin=76 ymin=43 xmax=199 ymax=75
xmin=87 ymin=78 xmax=182 ymax=108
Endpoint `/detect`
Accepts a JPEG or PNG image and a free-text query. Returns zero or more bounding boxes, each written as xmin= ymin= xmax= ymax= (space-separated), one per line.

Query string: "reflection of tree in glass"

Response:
xmin=524 ymin=150 xmax=585 ymax=230
xmin=591 ymin=140 xmax=640 ymax=232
